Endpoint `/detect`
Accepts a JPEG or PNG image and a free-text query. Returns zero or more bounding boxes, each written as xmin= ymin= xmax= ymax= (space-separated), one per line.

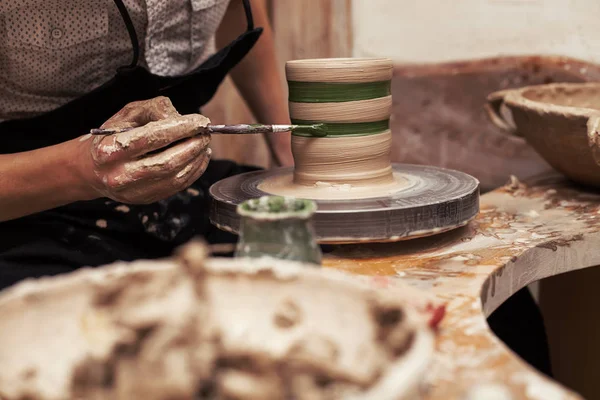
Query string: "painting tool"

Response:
xmin=90 ymin=123 xmax=328 ymax=137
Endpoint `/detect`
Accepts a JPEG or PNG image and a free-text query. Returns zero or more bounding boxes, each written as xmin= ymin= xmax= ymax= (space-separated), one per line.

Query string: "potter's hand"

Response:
xmin=79 ymin=97 xmax=212 ymax=204
xmin=100 ymin=96 xmax=182 ymax=130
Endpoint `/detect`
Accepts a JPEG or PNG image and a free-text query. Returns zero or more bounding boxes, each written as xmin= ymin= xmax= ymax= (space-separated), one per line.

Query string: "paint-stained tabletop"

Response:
xmin=323 ymin=173 xmax=597 ymax=400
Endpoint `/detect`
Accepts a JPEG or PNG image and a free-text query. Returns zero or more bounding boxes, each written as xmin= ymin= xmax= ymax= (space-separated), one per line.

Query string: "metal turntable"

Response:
xmin=209 ymin=164 xmax=480 ymax=244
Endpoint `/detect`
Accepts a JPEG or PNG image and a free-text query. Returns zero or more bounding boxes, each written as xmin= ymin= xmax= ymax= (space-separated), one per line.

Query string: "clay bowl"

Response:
xmin=0 ymin=255 xmax=435 ymax=400
xmin=486 ymin=82 xmax=600 ymax=187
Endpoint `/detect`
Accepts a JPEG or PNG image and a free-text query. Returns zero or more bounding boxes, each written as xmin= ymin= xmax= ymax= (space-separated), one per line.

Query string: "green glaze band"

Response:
xmin=291 ymin=119 xmax=389 ymax=137
xmin=287 ymin=80 xmax=391 ymax=103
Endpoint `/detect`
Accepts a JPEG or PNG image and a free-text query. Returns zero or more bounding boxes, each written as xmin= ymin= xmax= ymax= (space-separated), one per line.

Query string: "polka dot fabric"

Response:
xmin=0 ymin=0 xmax=231 ymax=121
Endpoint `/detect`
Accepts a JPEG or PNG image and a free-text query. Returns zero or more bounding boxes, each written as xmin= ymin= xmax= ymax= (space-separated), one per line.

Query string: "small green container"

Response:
xmin=235 ymin=196 xmax=322 ymax=266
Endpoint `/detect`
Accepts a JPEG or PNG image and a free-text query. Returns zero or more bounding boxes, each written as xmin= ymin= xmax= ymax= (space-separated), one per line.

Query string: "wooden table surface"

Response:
xmin=322 ymin=173 xmax=599 ymax=400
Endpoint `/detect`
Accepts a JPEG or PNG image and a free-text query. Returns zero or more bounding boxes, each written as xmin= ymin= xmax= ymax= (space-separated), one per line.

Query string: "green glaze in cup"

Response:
xmin=235 ymin=196 xmax=322 ymax=266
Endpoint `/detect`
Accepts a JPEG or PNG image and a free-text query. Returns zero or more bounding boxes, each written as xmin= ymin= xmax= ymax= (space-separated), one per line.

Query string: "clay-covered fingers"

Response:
xmin=108 ymin=135 xmax=210 ymax=185
xmin=101 ymin=96 xmax=181 ymax=130
xmin=92 ymin=114 xmax=211 ymax=164
xmin=86 ymin=106 xmax=213 ymax=204
xmin=106 ymin=148 xmax=212 ymax=204
xmin=147 ymin=148 xmax=211 ymax=204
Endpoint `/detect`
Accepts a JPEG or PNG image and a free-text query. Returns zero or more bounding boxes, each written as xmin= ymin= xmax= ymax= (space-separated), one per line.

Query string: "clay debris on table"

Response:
xmin=0 ymin=241 xmax=427 ymax=400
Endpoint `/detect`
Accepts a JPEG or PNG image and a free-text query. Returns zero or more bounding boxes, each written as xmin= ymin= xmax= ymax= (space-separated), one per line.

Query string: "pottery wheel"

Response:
xmin=210 ymin=164 xmax=480 ymax=244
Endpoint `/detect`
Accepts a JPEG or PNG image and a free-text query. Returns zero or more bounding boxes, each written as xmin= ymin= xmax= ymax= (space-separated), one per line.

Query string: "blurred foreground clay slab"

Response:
xmin=390 ymin=56 xmax=600 ymax=191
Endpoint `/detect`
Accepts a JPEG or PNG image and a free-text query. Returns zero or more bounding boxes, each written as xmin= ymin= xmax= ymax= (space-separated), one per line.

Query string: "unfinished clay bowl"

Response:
xmin=487 ymin=82 xmax=600 ymax=187
xmin=0 ymin=248 xmax=435 ymax=400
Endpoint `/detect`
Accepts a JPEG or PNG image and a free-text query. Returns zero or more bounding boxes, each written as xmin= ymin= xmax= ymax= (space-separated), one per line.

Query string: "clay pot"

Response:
xmin=486 ymin=82 xmax=600 ymax=187
xmin=0 ymin=248 xmax=434 ymax=400
xmin=285 ymin=58 xmax=394 ymax=186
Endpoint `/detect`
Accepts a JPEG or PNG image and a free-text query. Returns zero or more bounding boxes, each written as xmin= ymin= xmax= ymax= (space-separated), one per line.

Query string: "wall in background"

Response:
xmin=352 ymin=0 xmax=600 ymax=63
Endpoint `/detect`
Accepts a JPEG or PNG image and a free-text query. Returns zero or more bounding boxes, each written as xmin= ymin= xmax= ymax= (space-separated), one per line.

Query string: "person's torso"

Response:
xmin=0 ymin=0 xmax=231 ymax=121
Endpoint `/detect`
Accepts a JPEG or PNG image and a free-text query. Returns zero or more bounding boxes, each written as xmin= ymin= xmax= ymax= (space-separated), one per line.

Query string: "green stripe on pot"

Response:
xmin=287 ymin=81 xmax=391 ymax=103
xmin=291 ymin=119 xmax=389 ymax=137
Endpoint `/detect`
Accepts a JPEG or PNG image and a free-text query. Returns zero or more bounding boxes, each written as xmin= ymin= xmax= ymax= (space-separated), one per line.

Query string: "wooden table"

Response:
xmin=322 ymin=174 xmax=599 ymax=400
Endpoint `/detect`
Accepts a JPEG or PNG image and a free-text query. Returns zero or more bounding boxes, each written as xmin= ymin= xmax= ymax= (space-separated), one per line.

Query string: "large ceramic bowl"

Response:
xmin=486 ymin=82 xmax=600 ymax=187
xmin=0 ymin=254 xmax=434 ymax=400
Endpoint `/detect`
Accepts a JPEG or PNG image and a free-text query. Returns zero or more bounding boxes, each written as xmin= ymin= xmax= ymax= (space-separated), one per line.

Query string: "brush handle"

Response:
xmin=90 ymin=123 xmax=330 ymax=136
xmin=90 ymin=124 xmax=295 ymax=136
xmin=90 ymin=127 xmax=133 ymax=135
xmin=208 ymin=124 xmax=296 ymax=134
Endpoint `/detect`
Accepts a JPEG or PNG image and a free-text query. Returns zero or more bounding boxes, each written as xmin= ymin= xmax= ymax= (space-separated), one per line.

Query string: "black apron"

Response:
xmin=0 ymin=0 xmax=263 ymax=289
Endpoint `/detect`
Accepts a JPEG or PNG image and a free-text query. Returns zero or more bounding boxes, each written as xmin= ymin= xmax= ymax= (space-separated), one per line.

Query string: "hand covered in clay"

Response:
xmin=79 ymin=96 xmax=212 ymax=204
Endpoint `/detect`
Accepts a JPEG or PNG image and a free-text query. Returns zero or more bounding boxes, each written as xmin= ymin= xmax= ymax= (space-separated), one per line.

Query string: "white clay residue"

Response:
xmin=314 ymin=181 xmax=353 ymax=191
xmin=186 ymin=188 xmax=200 ymax=196
xmin=114 ymin=205 xmax=130 ymax=213
xmin=464 ymin=383 xmax=514 ymax=400
xmin=176 ymin=163 xmax=195 ymax=179
xmin=96 ymin=139 xmax=121 ymax=157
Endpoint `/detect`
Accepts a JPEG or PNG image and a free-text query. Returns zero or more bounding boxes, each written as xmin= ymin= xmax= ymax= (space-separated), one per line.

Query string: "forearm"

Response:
xmin=217 ymin=0 xmax=292 ymax=165
xmin=0 ymin=139 xmax=95 ymax=222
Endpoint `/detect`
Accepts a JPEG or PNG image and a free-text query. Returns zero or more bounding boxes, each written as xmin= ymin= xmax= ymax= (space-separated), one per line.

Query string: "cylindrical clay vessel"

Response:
xmin=286 ymin=58 xmax=394 ymax=186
